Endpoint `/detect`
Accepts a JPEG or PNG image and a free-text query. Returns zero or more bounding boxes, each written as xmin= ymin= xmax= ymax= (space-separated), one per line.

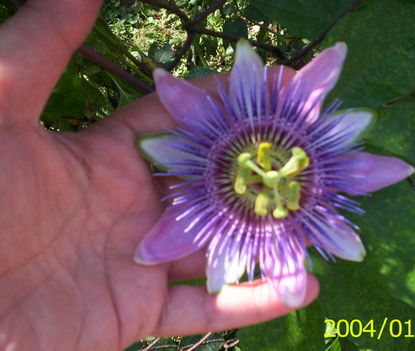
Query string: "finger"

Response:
xmin=168 ymin=249 xmax=207 ymax=281
xmin=0 ymin=0 xmax=102 ymax=123
xmin=112 ymin=66 xmax=296 ymax=136
xmin=155 ymin=274 xmax=319 ymax=337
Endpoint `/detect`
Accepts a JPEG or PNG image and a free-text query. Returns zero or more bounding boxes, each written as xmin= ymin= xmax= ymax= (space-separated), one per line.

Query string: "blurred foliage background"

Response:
xmin=1 ymin=0 xmax=415 ymax=350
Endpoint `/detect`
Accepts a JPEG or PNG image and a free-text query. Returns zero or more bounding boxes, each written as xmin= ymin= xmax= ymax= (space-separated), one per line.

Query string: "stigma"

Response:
xmin=234 ymin=142 xmax=309 ymax=219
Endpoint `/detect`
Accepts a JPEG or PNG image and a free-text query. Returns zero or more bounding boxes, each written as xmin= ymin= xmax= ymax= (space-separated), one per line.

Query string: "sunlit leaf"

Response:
xmin=250 ymin=0 xmax=350 ymax=39
xmin=238 ymin=301 xmax=325 ymax=350
xmin=324 ymin=0 xmax=415 ymax=108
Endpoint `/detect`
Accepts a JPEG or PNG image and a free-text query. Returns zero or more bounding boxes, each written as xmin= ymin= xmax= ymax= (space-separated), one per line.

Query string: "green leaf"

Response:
xmin=41 ymin=62 xmax=85 ymax=129
xmin=326 ymin=338 xmax=341 ymax=351
xmin=243 ymin=4 xmax=269 ymax=22
xmin=339 ymin=337 xmax=360 ymax=351
xmin=223 ymin=18 xmax=248 ymax=48
xmin=106 ymin=72 xmax=141 ymax=108
xmin=365 ymin=103 xmax=415 ymax=165
xmin=326 ymin=337 xmax=360 ymax=351
xmin=250 ymin=0 xmax=350 ymax=39
xmin=238 ymin=301 xmax=325 ymax=350
xmin=185 ymin=66 xmax=216 ymax=79
xmin=324 ymin=0 xmax=415 ymax=109
xmin=222 ymin=2 xmax=236 ymax=16
xmin=148 ymin=42 xmax=175 ymax=64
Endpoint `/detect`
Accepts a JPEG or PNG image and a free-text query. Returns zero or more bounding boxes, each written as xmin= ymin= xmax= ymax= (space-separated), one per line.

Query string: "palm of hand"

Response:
xmin=0 ymin=114 xmax=174 ymax=349
xmin=0 ymin=1 xmax=318 ymax=350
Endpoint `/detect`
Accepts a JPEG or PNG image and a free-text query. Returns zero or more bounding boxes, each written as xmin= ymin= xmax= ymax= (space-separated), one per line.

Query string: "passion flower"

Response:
xmin=134 ymin=41 xmax=414 ymax=307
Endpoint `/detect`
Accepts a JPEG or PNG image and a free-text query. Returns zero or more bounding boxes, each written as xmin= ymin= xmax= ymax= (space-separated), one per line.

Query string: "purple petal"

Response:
xmin=206 ymin=236 xmax=247 ymax=293
xmin=138 ymin=133 xmax=205 ymax=171
xmin=229 ymin=40 xmax=264 ymax=120
xmin=134 ymin=207 xmax=206 ymax=265
xmin=153 ymin=68 xmax=219 ymax=124
xmin=288 ymin=42 xmax=347 ymax=124
xmin=325 ymin=109 xmax=375 ymax=149
xmin=304 ymin=211 xmax=366 ymax=262
xmin=261 ymin=240 xmax=307 ymax=307
xmin=344 ymin=152 xmax=415 ymax=194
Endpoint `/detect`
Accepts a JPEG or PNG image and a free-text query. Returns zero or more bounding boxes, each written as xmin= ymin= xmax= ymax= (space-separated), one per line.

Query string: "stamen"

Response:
xmin=257 ymin=142 xmax=272 ymax=171
xmin=244 ymin=159 xmax=267 ymax=178
xmin=244 ymin=175 xmax=263 ymax=185
xmin=280 ymin=147 xmax=310 ymax=178
xmin=286 ymin=181 xmax=301 ymax=211
xmin=271 ymin=181 xmax=288 ymax=219
xmin=273 ymin=203 xmax=289 ymax=219
xmin=234 ymin=153 xmax=252 ymax=195
xmin=263 ymin=170 xmax=280 ymax=187
xmin=233 ymin=144 xmax=309 ymax=218
xmin=255 ymin=187 xmax=270 ymax=216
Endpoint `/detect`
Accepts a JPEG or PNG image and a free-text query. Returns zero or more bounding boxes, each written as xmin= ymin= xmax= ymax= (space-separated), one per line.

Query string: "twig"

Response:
xmin=185 ymin=0 xmax=228 ymax=28
xmin=139 ymin=0 xmax=288 ymax=64
xmin=142 ymin=337 xmax=162 ymax=351
xmin=144 ymin=346 xmax=179 ymax=350
xmin=168 ymin=32 xmax=196 ymax=70
xmin=183 ymin=332 xmax=212 ymax=351
xmin=223 ymin=338 xmax=239 ymax=349
xmin=286 ymin=0 xmax=365 ymax=65
xmin=191 ymin=27 xmax=287 ymax=61
xmin=78 ymin=45 xmax=153 ymax=93
xmin=138 ymin=0 xmax=189 ymax=22
xmin=141 ymin=338 xmax=226 ymax=351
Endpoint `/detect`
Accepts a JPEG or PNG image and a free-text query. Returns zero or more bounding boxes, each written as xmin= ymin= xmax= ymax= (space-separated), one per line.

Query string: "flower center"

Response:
xmin=234 ymin=142 xmax=310 ymax=218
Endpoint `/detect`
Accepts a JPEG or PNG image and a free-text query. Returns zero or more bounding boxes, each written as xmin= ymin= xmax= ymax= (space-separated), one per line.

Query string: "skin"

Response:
xmin=0 ymin=1 xmax=319 ymax=350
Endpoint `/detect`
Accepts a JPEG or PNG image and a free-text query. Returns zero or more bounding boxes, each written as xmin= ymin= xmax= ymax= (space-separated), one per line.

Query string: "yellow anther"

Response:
xmin=270 ymin=181 xmax=287 ymax=219
xmin=238 ymin=153 xmax=252 ymax=166
xmin=254 ymin=188 xmax=270 ymax=217
xmin=234 ymin=153 xmax=252 ymax=195
xmin=234 ymin=172 xmax=247 ymax=194
xmin=273 ymin=205 xmax=289 ymax=219
xmin=286 ymin=181 xmax=301 ymax=211
xmin=257 ymin=142 xmax=272 ymax=171
xmin=280 ymin=147 xmax=310 ymax=178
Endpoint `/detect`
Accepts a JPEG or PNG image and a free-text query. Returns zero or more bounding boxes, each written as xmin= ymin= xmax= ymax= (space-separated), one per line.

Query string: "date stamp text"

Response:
xmin=325 ymin=318 xmax=414 ymax=339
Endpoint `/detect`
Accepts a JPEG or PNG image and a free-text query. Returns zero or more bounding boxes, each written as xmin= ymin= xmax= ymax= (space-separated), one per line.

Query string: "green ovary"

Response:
xmin=234 ymin=142 xmax=309 ymax=219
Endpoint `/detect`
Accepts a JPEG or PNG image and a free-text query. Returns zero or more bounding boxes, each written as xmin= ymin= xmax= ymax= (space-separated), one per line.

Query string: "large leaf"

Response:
xmin=324 ymin=0 xmax=415 ymax=109
xmin=312 ymin=179 xmax=415 ymax=350
xmin=250 ymin=0 xmax=350 ymax=39
xmin=238 ymin=301 xmax=325 ymax=350
xmin=314 ymin=258 xmax=415 ymax=350
xmin=311 ymin=97 xmax=415 ymax=350
xmin=223 ymin=18 xmax=248 ymax=49
xmin=365 ymin=103 xmax=415 ymax=165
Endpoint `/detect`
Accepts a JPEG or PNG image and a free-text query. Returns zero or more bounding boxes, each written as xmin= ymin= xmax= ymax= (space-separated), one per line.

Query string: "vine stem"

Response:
xmin=78 ymin=45 xmax=153 ymax=93
xmin=286 ymin=0 xmax=366 ymax=65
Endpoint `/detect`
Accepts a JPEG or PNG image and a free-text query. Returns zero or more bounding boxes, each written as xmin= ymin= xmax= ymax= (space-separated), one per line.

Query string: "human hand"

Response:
xmin=0 ymin=1 xmax=319 ymax=350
